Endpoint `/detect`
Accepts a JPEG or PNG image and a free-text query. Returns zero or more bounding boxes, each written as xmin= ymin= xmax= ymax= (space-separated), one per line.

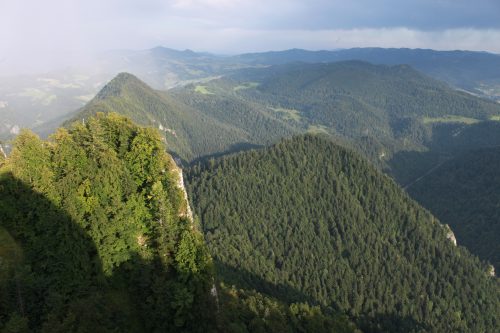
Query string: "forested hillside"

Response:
xmin=187 ymin=135 xmax=500 ymax=332
xmin=4 ymin=47 xmax=500 ymax=143
xmin=71 ymin=73 xmax=297 ymax=162
xmin=0 ymin=115 xmax=360 ymax=333
xmin=233 ymin=48 xmax=500 ymax=101
xmin=0 ymin=113 xmax=215 ymax=332
xmin=71 ymin=63 xmax=500 ymax=168
xmin=408 ymin=147 xmax=500 ymax=270
xmin=227 ymin=61 xmax=500 ymax=145
xmin=173 ymin=61 xmax=500 ymax=163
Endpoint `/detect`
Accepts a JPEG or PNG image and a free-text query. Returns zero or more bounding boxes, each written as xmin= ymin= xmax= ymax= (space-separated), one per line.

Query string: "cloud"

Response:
xmin=170 ymin=0 xmax=244 ymax=10
xmin=0 ymin=0 xmax=499 ymax=74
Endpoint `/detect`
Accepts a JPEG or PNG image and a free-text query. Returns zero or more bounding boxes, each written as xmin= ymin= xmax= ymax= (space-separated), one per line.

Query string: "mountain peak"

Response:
xmin=95 ymin=72 xmax=148 ymax=99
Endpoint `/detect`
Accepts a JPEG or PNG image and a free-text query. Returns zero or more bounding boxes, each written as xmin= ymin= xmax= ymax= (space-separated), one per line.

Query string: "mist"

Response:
xmin=1 ymin=0 xmax=500 ymax=75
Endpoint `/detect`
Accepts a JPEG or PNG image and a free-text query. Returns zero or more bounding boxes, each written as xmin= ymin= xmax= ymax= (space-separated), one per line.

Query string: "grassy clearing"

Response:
xmin=307 ymin=124 xmax=329 ymax=134
xmin=18 ymin=88 xmax=57 ymax=105
xmin=422 ymin=115 xmax=480 ymax=125
xmin=490 ymin=115 xmax=500 ymax=121
xmin=194 ymin=85 xmax=214 ymax=95
xmin=475 ymin=83 xmax=500 ymax=98
xmin=269 ymin=107 xmax=302 ymax=122
xmin=233 ymin=82 xmax=259 ymax=91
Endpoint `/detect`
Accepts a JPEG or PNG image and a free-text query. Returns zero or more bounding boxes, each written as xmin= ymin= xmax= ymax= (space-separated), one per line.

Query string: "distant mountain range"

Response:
xmin=234 ymin=48 xmax=500 ymax=100
xmin=2 ymin=46 xmax=500 ymax=141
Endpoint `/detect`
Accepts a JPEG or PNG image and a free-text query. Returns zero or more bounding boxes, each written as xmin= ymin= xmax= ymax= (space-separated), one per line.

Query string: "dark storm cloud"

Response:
xmin=262 ymin=0 xmax=500 ymax=30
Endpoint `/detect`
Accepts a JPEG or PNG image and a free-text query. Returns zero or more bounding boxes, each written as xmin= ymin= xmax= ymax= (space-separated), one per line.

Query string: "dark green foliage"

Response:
xmin=170 ymin=88 xmax=298 ymax=150
xmin=387 ymin=121 xmax=500 ymax=185
xmin=187 ymin=135 xmax=500 ymax=332
xmin=408 ymin=147 xmax=500 ymax=269
xmin=217 ymin=284 xmax=360 ymax=333
xmin=0 ymin=113 xmax=215 ymax=332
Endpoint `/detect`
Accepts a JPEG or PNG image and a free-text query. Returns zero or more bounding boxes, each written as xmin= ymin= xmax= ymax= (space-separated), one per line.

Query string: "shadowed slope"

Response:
xmin=187 ymin=135 xmax=500 ymax=332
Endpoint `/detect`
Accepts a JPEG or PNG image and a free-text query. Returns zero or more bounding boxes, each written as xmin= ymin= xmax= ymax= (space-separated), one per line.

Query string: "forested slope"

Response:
xmin=72 ymin=63 xmax=500 ymax=167
xmin=408 ymin=147 xmax=500 ymax=270
xmin=187 ymin=135 xmax=500 ymax=332
xmin=0 ymin=113 xmax=214 ymax=332
xmin=233 ymin=47 xmax=500 ymax=101
xmin=173 ymin=61 xmax=500 ymax=167
xmin=229 ymin=61 xmax=500 ymax=144
xmin=69 ymin=73 xmax=253 ymax=161
xmin=0 ymin=115 xmax=359 ymax=333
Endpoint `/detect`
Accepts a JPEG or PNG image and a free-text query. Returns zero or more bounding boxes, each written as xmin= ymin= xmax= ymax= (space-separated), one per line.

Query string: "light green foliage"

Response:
xmin=422 ymin=115 xmax=479 ymax=124
xmin=194 ymin=85 xmax=214 ymax=95
xmin=269 ymin=107 xmax=302 ymax=122
xmin=306 ymin=124 xmax=329 ymax=134
xmin=233 ymin=82 xmax=259 ymax=91
xmin=0 ymin=113 xmax=215 ymax=332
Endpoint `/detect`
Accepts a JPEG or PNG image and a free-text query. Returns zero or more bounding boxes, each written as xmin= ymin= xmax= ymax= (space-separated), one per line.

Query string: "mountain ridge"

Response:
xmin=187 ymin=134 xmax=500 ymax=332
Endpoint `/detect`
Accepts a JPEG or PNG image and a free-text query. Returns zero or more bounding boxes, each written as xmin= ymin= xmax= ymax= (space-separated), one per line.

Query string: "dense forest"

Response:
xmin=208 ymin=61 xmax=500 ymax=149
xmin=0 ymin=114 xmax=361 ymax=332
xmin=0 ymin=113 xmax=215 ymax=332
xmin=72 ymin=62 xmax=500 ymax=167
xmin=171 ymin=61 xmax=500 ymax=181
xmin=3 ymin=62 xmax=500 ymax=332
xmin=187 ymin=135 xmax=500 ymax=332
xmin=232 ymin=48 xmax=500 ymax=100
xmin=408 ymin=147 xmax=500 ymax=269
xmin=71 ymin=73 xmax=296 ymax=162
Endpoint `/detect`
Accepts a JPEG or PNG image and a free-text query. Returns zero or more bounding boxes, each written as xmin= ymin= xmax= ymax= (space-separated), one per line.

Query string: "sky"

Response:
xmin=1 ymin=0 xmax=500 ymax=74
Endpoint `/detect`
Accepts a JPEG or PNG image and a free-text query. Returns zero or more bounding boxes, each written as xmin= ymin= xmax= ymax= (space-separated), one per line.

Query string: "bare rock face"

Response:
xmin=0 ymin=144 xmax=6 ymax=159
xmin=487 ymin=265 xmax=495 ymax=277
xmin=9 ymin=125 xmax=20 ymax=135
xmin=444 ymin=224 xmax=457 ymax=246
xmin=170 ymin=157 xmax=194 ymax=223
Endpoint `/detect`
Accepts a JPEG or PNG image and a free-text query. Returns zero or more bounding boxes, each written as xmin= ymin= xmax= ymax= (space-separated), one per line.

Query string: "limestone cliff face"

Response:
xmin=168 ymin=155 xmax=194 ymax=224
xmin=175 ymin=164 xmax=194 ymax=222
xmin=0 ymin=144 xmax=6 ymax=159
xmin=444 ymin=224 xmax=457 ymax=246
xmin=487 ymin=265 xmax=495 ymax=277
xmin=170 ymin=156 xmax=219 ymax=307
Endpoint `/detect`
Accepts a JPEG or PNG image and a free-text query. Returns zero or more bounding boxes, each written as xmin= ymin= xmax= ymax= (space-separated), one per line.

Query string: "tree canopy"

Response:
xmin=187 ymin=135 xmax=500 ymax=332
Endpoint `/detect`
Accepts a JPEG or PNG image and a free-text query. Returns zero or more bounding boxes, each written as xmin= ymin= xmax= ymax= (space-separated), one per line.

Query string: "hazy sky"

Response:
xmin=1 ymin=0 xmax=500 ymax=74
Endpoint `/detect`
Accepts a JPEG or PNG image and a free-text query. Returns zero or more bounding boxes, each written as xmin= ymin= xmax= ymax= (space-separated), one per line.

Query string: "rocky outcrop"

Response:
xmin=487 ymin=264 xmax=495 ymax=277
xmin=169 ymin=157 xmax=194 ymax=223
xmin=444 ymin=224 xmax=457 ymax=246
xmin=0 ymin=144 xmax=6 ymax=159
